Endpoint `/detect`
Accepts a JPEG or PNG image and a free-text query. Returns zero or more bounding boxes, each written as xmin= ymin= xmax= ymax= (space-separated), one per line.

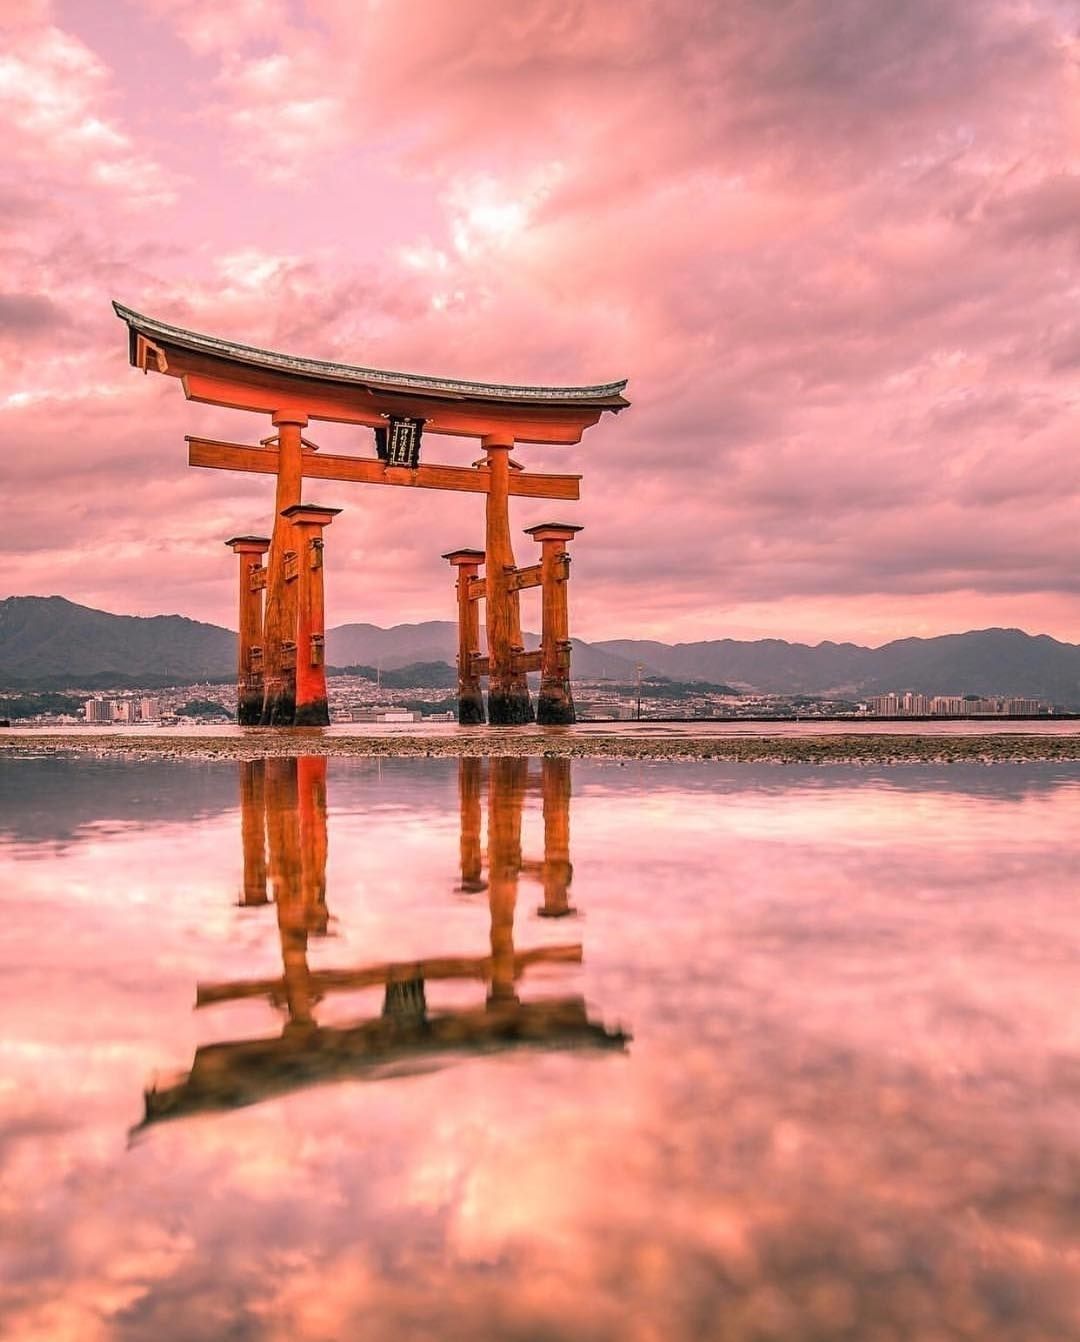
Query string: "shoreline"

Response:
xmin=5 ymin=730 xmax=1080 ymax=765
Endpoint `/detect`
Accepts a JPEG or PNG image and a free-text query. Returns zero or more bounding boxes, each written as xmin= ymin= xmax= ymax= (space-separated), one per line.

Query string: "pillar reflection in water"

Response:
xmin=136 ymin=756 xmax=628 ymax=1131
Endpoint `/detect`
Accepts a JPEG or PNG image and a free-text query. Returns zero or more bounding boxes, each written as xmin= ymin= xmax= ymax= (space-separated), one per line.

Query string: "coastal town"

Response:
xmin=0 ymin=676 xmax=1059 ymax=728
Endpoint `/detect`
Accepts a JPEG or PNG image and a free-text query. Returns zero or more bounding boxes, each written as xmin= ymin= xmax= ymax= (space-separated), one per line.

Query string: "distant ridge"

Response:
xmin=0 ymin=596 xmax=235 ymax=688
xmin=4 ymin=597 xmax=1080 ymax=704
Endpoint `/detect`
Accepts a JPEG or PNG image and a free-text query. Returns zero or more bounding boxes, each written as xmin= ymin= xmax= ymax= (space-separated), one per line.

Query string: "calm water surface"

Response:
xmin=2 ymin=755 xmax=1080 ymax=1340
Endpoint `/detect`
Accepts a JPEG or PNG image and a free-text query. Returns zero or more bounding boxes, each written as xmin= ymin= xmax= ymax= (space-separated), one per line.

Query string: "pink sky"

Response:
xmin=3 ymin=0 xmax=1080 ymax=646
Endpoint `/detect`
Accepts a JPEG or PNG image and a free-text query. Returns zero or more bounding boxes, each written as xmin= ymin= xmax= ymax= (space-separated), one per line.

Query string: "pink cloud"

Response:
xmin=3 ymin=0 xmax=1080 ymax=643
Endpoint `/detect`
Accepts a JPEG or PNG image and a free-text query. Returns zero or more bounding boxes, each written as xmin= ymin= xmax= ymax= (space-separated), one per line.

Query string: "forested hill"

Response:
xmin=4 ymin=597 xmax=1080 ymax=704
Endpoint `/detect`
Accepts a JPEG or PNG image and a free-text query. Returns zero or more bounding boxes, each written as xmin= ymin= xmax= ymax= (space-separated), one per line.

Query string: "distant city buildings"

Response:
xmin=866 ymin=692 xmax=1049 ymax=717
xmin=82 ymin=696 xmax=162 ymax=724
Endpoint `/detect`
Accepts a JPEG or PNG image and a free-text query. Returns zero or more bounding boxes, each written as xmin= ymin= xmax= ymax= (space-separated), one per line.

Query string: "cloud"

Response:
xmin=3 ymin=0 xmax=1080 ymax=643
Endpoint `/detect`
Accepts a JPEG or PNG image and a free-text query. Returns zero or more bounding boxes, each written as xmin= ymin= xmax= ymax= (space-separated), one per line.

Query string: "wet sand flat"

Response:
xmin=5 ymin=728 xmax=1080 ymax=764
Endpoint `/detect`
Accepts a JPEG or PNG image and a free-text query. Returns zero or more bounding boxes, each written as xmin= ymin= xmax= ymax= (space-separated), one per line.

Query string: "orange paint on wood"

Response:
xmin=484 ymin=445 xmax=534 ymax=724
xmin=187 ymin=438 xmax=581 ymax=501
xmin=282 ymin=505 xmax=341 ymax=727
xmin=260 ymin=417 xmax=306 ymax=724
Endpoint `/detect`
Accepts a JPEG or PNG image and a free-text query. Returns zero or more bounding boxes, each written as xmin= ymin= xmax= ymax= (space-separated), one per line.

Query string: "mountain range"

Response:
xmin=4 ymin=595 xmax=1080 ymax=704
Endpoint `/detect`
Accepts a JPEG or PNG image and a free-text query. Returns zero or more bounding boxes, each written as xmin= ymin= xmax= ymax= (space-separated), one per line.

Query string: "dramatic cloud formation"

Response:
xmin=3 ymin=0 xmax=1080 ymax=642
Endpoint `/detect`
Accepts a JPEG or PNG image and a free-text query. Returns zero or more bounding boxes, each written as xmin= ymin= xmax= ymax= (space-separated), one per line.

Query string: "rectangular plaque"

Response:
xmin=385 ymin=416 xmax=424 ymax=469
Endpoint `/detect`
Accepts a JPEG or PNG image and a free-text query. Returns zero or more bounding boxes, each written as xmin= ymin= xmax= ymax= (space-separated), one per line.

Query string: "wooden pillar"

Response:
xmin=261 ymin=412 xmax=307 ymax=726
xmin=442 ymin=548 xmax=486 ymax=725
xmin=525 ymin=523 xmax=583 ymax=725
xmin=487 ymin=756 xmax=528 ymax=1003
xmin=484 ymin=436 xmax=534 ymax=725
xmin=238 ymin=759 xmax=268 ymax=905
xmin=280 ymin=504 xmax=340 ymax=727
xmin=225 ymin=536 xmax=270 ymax=725
xmin=457 ymin=756 xmax=487 ymax=893
xmin=537 ymin=756 xmax=576 ymax=917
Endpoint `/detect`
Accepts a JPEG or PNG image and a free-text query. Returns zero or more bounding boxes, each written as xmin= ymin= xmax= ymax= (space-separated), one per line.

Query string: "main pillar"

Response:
xmin=524 ymin=523 xmax=582 ymax=725
xmin=443 ymin=548 xmax=486 ymax=724
xmin=280 ymin=504 xmax=340 ymax=727
xmin=225 ymin=536 xmax=270 ymax=725
xmin=484 ymin=436 xmax=534 ymax=724
xmin=261 ymin=413 xmax=307 ymax=725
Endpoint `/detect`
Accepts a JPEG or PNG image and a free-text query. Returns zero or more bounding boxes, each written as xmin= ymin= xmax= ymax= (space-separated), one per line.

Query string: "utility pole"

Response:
xmin=635 ymin=663 xmax=644 ymax=721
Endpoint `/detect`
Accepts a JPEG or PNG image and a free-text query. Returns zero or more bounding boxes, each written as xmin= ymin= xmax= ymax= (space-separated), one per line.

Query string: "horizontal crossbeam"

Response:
xmin=187 ymin=437 xmax=582 ymax=501
xmin=470 ymin=649 xmax=543 ymax=676
xmin=507 ymin=563 xmax=543 ymax=592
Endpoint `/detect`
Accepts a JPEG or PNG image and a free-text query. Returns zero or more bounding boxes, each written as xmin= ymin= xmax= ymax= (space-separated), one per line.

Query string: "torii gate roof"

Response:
xmin=113 ymin=302 xmax=629 ymax=436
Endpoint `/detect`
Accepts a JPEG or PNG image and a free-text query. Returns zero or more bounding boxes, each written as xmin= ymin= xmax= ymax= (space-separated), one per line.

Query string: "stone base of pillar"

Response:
xmin=262 ymin=676 xmax=296 ymax=726
xmin=488 ymin=687 xmax=535 ymax=725
xmin=537 ymin=685 xmax=575 ymax=725
xmin=537 ymin=904 xmax=578 ymax=918
xmin=294 ymin=699 xmax=330 ymax=727
xmin=237 ymin=691 xmax=263 ymax=726
xmin=458 ymin=689 xmax=486 ymax=725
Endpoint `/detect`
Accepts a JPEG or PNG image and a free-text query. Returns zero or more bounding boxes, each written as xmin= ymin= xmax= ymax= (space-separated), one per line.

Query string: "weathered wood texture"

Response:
xmin=484 ymin=447 xmax=534 ymax=724
xmin=260 ymin=420 xmax=305 ymax=724
xmin=226 ymin=537 xmax=269 ymax=725
xmin=188 ymin=438 xmax=581 ymax=500
xmin=446 ymin=555 xmax=486 ymax=724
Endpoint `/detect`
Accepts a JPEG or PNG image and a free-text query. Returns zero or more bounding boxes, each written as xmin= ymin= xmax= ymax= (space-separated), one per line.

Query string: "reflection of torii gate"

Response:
xmin=136 ymin=756 xmax=627 ymax=1128
xmin=113 ymin=303 xmax=629 ymax=727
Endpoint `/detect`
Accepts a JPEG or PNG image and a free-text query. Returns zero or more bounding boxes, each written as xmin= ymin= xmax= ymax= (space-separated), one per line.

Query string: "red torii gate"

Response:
xmin=113 ymin=302 xmax=629 ymax=726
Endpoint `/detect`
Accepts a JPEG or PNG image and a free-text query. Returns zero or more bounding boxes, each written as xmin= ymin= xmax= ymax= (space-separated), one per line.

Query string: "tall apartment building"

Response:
xmin=83 ymin=698 xmax=112 ymax=724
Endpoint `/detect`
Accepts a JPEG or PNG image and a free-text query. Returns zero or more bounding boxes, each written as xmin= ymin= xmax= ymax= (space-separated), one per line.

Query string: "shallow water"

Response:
xmin=2 ymin=755 xmax=1080 ymax=1340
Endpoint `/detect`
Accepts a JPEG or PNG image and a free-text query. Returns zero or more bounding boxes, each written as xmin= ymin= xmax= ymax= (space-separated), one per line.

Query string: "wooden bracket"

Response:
xmin=283 ymin=551 xmax=299 ymax=582
xmin=249 ymin=566 xmax=267 ymax=591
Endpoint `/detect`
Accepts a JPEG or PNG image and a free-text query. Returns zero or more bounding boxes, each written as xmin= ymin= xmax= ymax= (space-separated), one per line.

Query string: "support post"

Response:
xmin=442 ymin=548 xmax=486 ymax=724
xmin=524 ymin=523 xmax=583 ymax=725
xmin=261 ymin=413 xmax=307 ymax=725
xmin=484 ymin=436 xmax=534 ymax=724
xmin=225 ymin=536 xmax=270 ymax=725
xmin=280 ymin=504 xmax=341 ymax=727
